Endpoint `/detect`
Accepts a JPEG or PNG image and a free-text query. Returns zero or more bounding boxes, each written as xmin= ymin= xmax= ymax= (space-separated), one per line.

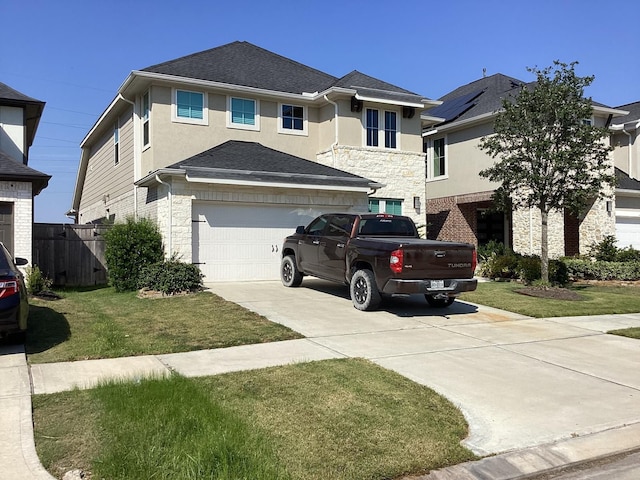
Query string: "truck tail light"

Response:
xmin=472 ymin=249 xmax=477 ymax=273
xmin=390 ymin=249 xmax=403 ymax=274
xmin=0 ymin=281 xmax=18 ymax=299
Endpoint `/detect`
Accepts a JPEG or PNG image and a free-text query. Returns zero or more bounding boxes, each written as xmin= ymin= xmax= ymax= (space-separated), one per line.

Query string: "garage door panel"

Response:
xmin=193 ymin=203 xmax=329 ymax=282
xmin=616 ymin=216 xmax=640 ymax=249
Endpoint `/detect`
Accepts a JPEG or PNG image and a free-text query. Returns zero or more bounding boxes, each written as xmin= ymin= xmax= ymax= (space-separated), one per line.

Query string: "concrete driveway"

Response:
xmin=207 ymin=279 xmax=640 ymax=456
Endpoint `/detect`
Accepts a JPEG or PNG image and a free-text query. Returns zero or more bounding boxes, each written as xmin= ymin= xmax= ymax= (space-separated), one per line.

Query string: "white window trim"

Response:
xmin=277 ymin=103 xmax=308 ymax=136
xmin=172 ymin=88 xmax=208 ymax=126
xmin=227 ymin=96 xmax=260 ymax=131
xmin=142 ymin=90 xmax=151 ymax=151
xmin=426 ymin=135 xmax=448 ymax=182
xmin=362 ymin=107 xmax=401 ymax=150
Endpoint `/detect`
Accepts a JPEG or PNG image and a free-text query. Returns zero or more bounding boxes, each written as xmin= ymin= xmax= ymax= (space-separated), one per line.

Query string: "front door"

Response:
xmin=0 ymin=203 xmax=13 ymax=255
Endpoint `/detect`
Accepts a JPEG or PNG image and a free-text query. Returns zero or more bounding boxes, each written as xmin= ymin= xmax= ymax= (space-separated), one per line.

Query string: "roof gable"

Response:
xmin=612 ymin=101 xmax=640 ymax=125
xmin=142 ymin=41 xmax=338 ymax=94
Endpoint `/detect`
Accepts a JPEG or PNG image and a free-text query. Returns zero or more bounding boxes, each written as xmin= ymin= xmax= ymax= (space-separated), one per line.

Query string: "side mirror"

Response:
xmin=295 ymin=226 xmax=305 ymax=235
xmin=15 ymin=257 xmax=28 ymax=266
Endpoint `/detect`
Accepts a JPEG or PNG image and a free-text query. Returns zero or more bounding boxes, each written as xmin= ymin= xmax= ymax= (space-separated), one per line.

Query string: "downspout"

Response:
xmin=324 ymin=95 xmax=339 ymax=168
xmin=118 ymin=94 xmax=139 ymax=219
xmin=155 ymin=175 xmax=172 ymax=257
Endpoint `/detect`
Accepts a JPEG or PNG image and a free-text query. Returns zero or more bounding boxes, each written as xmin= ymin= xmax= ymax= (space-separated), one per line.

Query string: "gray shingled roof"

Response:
xmin=0 ymin=82 xmax=42 ymax=104
xmin=142 ymin=41 xmax=337 ymax=94
xmin=616 ymin=167 xmax=640 ymax=191
xmin=612 ymin=101 xmax=640 ymax=125
xmin=0 ymin=150 xmax=51 ymax=194
xmin=167 ymin=140 xmax=377 ymax=189
xmin=141 ymin=41 xmax=427 ymax=102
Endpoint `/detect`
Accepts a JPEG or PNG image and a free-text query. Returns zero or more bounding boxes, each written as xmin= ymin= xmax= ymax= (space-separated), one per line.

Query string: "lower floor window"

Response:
xmin=369 ymin=198 xmax=402 ymax=215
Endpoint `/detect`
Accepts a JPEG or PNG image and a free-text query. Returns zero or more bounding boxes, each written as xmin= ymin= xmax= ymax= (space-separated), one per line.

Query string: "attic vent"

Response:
xmin=402 ymin=106 xmax=415 ymax=119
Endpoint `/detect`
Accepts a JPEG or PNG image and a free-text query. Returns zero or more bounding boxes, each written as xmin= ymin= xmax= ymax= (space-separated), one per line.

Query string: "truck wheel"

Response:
xmin=281 ymin=255 xmax=303 ymax=287
xmin=350 ymin=269 xmax=381 ymax=311
xmin=425 ymin=295 xmax=455 ymax=308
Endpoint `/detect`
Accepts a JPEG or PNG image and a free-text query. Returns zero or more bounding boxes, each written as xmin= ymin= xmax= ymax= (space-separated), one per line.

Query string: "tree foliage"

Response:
xmin=479 ymin=61 xmax=615 ymax=281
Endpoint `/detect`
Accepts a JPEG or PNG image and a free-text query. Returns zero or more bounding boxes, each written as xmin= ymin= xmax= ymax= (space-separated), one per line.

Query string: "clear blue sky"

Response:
xmin=2 ymin=0 xmax=637 ymax=223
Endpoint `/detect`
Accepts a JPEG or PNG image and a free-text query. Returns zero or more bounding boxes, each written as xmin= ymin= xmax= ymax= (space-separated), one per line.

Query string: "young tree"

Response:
xmin=479 ymin=61 xmax=615 ymax=283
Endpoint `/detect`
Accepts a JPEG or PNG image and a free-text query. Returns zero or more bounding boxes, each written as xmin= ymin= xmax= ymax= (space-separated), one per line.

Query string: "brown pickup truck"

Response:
xmin=281 ymin=213 xmax=477 ymax=311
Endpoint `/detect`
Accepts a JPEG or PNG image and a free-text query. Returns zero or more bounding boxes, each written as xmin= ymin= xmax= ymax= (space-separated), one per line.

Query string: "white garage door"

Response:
xmin=616 ymin=216 xmax=640 ymax=249
xmin=192 ymin=203 xmax=322 ymax=282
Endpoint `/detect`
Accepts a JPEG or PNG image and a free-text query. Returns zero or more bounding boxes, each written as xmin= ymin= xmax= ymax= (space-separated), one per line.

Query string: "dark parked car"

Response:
xmin=0 ymin=242 xmax=29 ymax=341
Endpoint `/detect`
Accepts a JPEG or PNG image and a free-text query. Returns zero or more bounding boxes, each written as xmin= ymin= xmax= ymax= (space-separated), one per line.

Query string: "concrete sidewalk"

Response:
xmin=2 ymin=279 xmax=640 ymax=479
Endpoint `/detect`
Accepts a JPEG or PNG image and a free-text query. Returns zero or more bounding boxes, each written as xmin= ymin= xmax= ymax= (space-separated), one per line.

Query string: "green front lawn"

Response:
xmin=460 ymin=281 xmax=640 ymax=318
xmin=27 ymin=287 xmax=302 ymax=363
xmin=33 ymin=359 xmax=476 ymax=480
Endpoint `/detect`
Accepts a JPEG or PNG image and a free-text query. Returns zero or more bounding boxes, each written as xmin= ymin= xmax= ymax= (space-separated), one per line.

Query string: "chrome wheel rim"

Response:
xmin=282 ymin=262 xmax=292 ymax=282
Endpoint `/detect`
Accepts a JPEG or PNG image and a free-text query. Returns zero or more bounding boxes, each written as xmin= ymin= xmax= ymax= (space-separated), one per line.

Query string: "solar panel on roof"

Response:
xmin=430 ymin=90 xmax=483 ymax=122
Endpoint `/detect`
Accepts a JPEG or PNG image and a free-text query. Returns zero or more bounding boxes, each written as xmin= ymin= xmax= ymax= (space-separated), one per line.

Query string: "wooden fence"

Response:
xmin=33 ymin=223 xmax=110 ymax=287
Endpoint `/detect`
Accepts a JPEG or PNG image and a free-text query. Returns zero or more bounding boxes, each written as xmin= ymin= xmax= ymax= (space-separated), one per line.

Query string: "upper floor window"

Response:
xmin=228 ymin=97 xmax=260 ymax=131
xmin=365 ymin=108 xmax=398 ymax=149
xmin=142 ymin=91 xmax=150 ymax=147
xmin=172 ymin=89 xmax=207 ymax=125
xmin=278 ymin=104 xmax=307 ymax=135
xmin=113 ymin=122 xmax=120 ymax=166
xmin=426 ymin=137 xmax=447 ymax=180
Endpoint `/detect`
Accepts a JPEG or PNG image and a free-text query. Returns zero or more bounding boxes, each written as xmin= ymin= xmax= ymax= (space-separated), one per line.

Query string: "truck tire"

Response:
xmin=350 ymin=269 xmax=381 ymax=311
xmin=425 ymin=295 xmax=455 ymax=308
xmin=281 ymin=255 xmax=303 ymax=287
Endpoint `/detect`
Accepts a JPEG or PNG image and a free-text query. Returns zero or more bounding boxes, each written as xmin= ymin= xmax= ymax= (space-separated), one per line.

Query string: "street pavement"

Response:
xmin=1 ymin=278 xmax=639 ymax=479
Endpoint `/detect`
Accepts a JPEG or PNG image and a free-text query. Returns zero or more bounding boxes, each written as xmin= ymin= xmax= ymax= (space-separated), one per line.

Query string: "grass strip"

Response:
xmin=33 ymin=359 xmax=476 ymax=480
xmin=27 ymin=287 xmax=302 ymax=363
xmin=460 ymin=282 xmax=640 ymax=317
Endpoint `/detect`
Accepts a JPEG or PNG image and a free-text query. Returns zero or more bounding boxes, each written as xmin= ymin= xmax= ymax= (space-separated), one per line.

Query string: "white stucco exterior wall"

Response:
xmin=0 ymin=180 xmax=33 ymax=263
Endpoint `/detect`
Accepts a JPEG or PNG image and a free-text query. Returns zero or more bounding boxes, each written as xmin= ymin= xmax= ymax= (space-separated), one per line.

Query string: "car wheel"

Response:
xmin=350 ymin=269 xmax=381 ymax=311
xmin=281 ymin=255 xmax=303 ymax=287
xmin=425 ymin=295 xmax=455 ymax=308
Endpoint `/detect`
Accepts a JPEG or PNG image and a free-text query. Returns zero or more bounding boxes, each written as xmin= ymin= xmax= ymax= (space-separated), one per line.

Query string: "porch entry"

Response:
xmin=0 ymin=202 xmax=13 ymax=255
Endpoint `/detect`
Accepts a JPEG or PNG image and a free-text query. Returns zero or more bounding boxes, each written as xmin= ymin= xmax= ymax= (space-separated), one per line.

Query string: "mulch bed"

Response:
xmin=515 ymin=287 xmax=583 ymax=301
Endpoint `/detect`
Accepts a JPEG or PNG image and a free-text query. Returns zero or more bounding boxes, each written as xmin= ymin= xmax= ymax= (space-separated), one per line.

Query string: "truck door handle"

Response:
xmin=337 ymin=243 xmax=345 ymax=248
xmin=312 ymin=240 xmax=320 ymax=245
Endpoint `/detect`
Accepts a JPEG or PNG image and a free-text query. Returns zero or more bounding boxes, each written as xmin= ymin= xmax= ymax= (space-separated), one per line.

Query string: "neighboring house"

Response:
xmin=610 ymin=101 xmax=640 ymax=249
xmin=0 ymin=82 xmax=50 ymax=261
xmin=69 ymin=41 xmax=437 ymax=281
xmin=421 ymin=73 xmax=629 ymax=258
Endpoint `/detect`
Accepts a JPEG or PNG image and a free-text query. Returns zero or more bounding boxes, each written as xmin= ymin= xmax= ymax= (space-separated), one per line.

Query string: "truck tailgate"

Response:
xmin=397 ymin=239 xmax=475 ymax=280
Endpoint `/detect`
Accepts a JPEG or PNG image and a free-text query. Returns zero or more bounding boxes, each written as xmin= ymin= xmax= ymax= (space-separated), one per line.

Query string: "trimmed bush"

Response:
xmin=104 ymin=218 xmax=164 ymax=292
xmin=563 ymin=259 xmax=640 ymax=281
xmin=138 ymin=260 xmax=203 ymax=295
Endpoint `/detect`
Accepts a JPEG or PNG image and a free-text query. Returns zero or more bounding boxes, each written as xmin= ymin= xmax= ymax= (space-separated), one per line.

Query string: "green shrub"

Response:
xmin=616 ymin=247 xmax=640 ymax=262
xmin=563 ymin=259 xmax=640 ymax=281
xmin=104 ymin=217 xmax=164 ymax=292
xmin=25 ymin=265 xmax=52 ymax=295
xmin=481 ymin=252 xmax=519 ymax=279
xmin=138 ymin=260 xmax=203 ymax=295
xmin=477 ymin=240 xmax=508 ymax=262
xmin=516 ymin=255 xmax=540 ymax=284
xmin=589 ymin=235 xmax=618 ymax=261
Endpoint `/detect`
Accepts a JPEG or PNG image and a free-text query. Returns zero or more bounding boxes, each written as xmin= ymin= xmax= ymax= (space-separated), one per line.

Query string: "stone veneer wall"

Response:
xmin=316 ymin=146 xmax=426 ymax=228
xmin=0 ymin=180 xmax=33 ymax=263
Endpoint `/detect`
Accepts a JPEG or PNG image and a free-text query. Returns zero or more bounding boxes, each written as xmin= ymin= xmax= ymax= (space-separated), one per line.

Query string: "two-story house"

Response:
xmin=610 ymin=101 xmax=640 ymax=249
xmin=0 ymin=82 xmax=50 ymax=261
xmin=69 ymin=41 xmax=437 ymax=281
xmin=421 ymin=73 xmax=630 ymax=257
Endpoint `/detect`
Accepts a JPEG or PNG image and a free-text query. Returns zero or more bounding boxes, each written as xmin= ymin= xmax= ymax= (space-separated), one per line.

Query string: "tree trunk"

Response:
xmin=540 ymin=208 xmax=549 ymax=283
